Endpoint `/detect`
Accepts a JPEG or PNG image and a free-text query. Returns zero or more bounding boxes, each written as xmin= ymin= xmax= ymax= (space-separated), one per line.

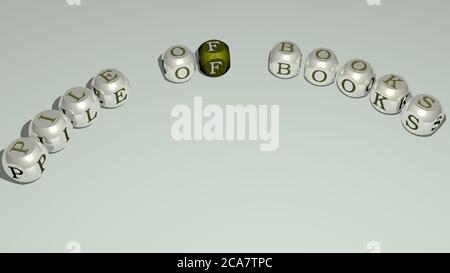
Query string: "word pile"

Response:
xmin=1 ymin=68 xmax=130 ymax=183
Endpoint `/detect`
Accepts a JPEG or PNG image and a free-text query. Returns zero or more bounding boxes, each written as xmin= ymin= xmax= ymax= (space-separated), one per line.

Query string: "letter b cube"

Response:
xmin=268 ymin=41 xmax=302 ymax=79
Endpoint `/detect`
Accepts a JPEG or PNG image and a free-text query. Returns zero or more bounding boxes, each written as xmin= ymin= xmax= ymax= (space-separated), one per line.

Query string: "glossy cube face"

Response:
xmin=198 ymin=39 xmax=231 ymax=77
xmin=401 ymin=94 xmax=445 ymax=136
xmin=90 ymin=68 xmax=130 ymax=108
xmin=304 ymin=48 xmax=338 ymax=86
xmin=163 ymin=45 xmax=196 ymax=83
xmin=268 ymin=41 xmax=302 ymax=79
xmin=370 ymin=74 xmax=411 ymax=115
xmin=2 ymin=137 xmax=49 ymax=183
xmin=29 ymin=110 xmax=72 ymax=153
xmin=337 ymin=59 xmax=376 ymax=98
xmin=59 ymin=87 xmax=100 ymax=128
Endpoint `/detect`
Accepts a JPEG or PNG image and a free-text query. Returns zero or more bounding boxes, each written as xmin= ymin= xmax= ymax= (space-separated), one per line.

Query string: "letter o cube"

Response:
xmin=162 ymin=45 xmax=196 ymax=83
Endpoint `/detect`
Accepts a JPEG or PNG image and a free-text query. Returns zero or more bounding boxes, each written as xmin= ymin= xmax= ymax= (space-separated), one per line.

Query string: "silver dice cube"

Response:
xmin=304 ymin=48 xmax=338 ymax=86
xmin=90 ymin=68 xmax=130 ymax=108
xmin=59 ymin=87 xmax=100 ymax=128
xmin=401 ymin=94 xmax=445 ymax=136
xmin=268 ymin=41 xmax=302 ymax=79
xmin=337 ymin=59 xmax=376 ymax=98
xmin=162 ymin=45 xmax=196 ymax=83
xmin=370 ymin=74 xmax=411 ymax=115
xmin=29 ymin=110 xmax=72 ymax=153
xmin=2 ymin=137 xmax=49 ymax=183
